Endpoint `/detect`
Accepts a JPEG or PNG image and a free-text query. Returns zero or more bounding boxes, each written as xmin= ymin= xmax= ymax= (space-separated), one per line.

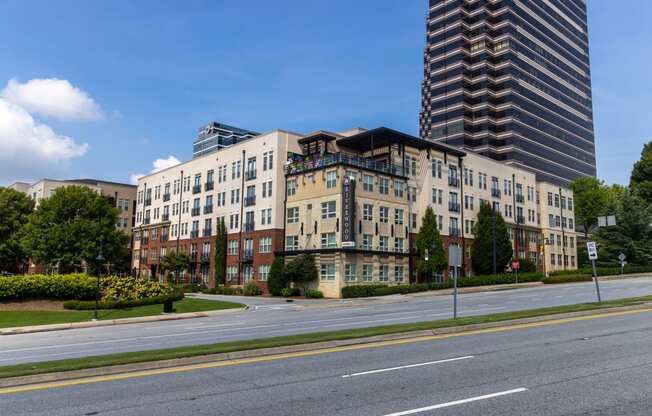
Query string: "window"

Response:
xmin=287 ymin=179 xmax=297 ymax=197
xmin=464 ymin=168 xmax=473 ymax=186
xmin=379 ymin=206 xmax=389 ymax=223
xmin=363 ymin=174 xmax=373 ymax=192
xmin=464 ymin=195 xmax=474 ymax=210
xmin=261 ymin=208 xmax=272 ymax=225
xmin=379 ymin=236 xmax=389 ymax=252
xmin=259 ymin=265 xmax=270 ymax=281
xmin=394 ymin=209 xmax=404 ymax=225
xmin=321 ymin=232 xmax=337 ymax=248
xmin=320 ymin=263 xmax=336 ymax=281
xmin=379 ymin=178 xmax=389 ymax=194
xmin=227 ymin=266 xmax=238 ymax=282
xmin=259 ymin=237 xmax=272 ymax=253
xmin=554 ymin=194 xmax=560 ymax=208
xmin=229 ymin=214 xmax=239 ymax=230
xmin=263 ymin=151 xmax=273 ymax=171
xmin=286 ymin=236 xmax=299 ymax=251
xmin=326 ymin=171 xmax=337 ymax=188
xmin=231 ymin=188 xmax=240 ymax=204
xmin=262 ymin=181 xmax=272 ymax=198
xmin=362 ymin=264 xmax=373 ymax=282
xmin=227 ymin=240 xmax=239 ymax=255
xmin=363 ymin=204 xmax=373 ymax=221
xmin=379 ymin=265 xmax=389 ymax=282
xmin=321 ymin=201 xmax=336 ymax=219
xmin=394 ymin=181 xmax=404 ymax=198
xmin=394 ymin=266 xmax=404 ymax=282
xmin=362 ymin=234 xmax=373 ymax=250
xmin=431 ymin=160 xmax=442 ymax=178
xmin=287 ymin=207 xmax=299 ymax=224
xmin=394 ymin=237 xmax=404 ymax=252
xmin=344 ymin=264 xmax=357 ymax=282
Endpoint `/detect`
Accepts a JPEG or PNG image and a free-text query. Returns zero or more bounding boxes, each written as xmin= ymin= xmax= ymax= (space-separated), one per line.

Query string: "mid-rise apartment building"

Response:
xmin=419 ymin=0 xmax=596 ymax=185
xmin=192 ymin=122 xmax=259 ymax=159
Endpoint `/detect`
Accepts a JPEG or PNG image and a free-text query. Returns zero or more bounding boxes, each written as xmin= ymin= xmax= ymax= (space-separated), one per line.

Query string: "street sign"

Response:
xmin=448 ymin=245 xmax=462 ymax=267
xmin=587 ymin=241 xmax=598 ymax=261
xmin=618 ymin=253 xmax=626 ymax=262
xmin=511 ymin=261 xmax=520 ymax=270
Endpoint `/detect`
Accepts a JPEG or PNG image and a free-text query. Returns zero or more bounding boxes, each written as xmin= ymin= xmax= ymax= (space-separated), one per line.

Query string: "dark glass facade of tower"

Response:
xmin=419 ymin=0 xmax=596 ymax=185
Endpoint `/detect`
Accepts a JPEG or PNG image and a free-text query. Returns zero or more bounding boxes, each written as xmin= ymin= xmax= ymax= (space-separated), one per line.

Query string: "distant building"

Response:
xmin=192 ymin=122 xmax=259 ymax=158
xmin=419 ymin=0 xmax=596 ymax=185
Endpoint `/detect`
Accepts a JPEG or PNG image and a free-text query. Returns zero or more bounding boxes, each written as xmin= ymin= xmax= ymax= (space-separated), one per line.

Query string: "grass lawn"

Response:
xmin=0 ymin=298 xmax=244 ymax=329
xmin=1 ymin=294 xmax=651 ymax=379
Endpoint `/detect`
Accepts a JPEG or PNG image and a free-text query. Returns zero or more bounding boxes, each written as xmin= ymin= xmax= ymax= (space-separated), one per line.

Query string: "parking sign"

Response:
xmin=587 ymin=241 xmax=598 ymax=261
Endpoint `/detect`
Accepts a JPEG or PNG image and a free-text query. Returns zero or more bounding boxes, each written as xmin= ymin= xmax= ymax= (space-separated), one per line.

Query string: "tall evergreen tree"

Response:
xmin=630 ymin=141 xmax=652 ymax=205
xmin=0 ymin=187 xmax=34 ymax=273
xmin=214 ymin=218 xmax=227 ymax=285
xmin=415 ymin=206 xmax=447 ymax=279
xmin=471 ymin=203 xmax=512 ymax=275
xmin=267 ymin=256 xmax=287 ymax=296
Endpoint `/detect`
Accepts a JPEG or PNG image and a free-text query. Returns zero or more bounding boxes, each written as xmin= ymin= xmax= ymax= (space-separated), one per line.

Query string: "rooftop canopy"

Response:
xmin=336 ymin=127 xmax=466 ymax=157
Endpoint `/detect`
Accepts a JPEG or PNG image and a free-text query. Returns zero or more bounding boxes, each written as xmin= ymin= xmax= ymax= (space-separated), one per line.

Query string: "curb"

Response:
xmin=2 ymin=302 xmax=651 ymax=389
xmin=0 ymin=307 xmax=248 ymax=336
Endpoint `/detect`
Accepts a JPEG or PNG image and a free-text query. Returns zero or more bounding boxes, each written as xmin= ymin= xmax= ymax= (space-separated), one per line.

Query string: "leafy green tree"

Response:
xmin=630 ymin=141 xmax=652 ymax=204
xmin=214 ymin=218 xmax=227 ymax=285
xmin=594 ymin=190 xmax=652 ymax=266
xmin=21 ymin=186 xmax=128 ymax=274
xmin=0 ymin=187 xmax=34 ymax=273
xmin=267 ymin=256 xmax=287 ymax=296
xmin=415 ymin=206 xmax=447 ymax=279
xmin=471 ymin=203 xmax=512 ymax=275
xmin=284 ymin=254 xmax=318 ymax=293
xmin=569 ymin=177 xmax=611 ymax=238
xmin=161 ymin=250 xmax=192 ymax=284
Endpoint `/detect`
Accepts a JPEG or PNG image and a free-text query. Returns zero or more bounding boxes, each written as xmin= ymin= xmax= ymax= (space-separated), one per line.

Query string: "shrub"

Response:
xmin=516 ymin=258 xmax=537 ymax=273
xmin=202 ymin=286 xmax=224 ymax=295
xmin=174 ymin=283 xmax=201 ymax=293
xmin=243 ymin=282 xmax=262 ymax=296
xmin=304 ymin=289 xmax=324 ymax=299
xmin=0 ymin=274 xmax=97 ymax=301
xmin=543 ymin=275 xmax=593 ymax=284
xmin=267 ymin=256 xmax=288 ymax=296
xmin=100 ymin=276 xmax=173 ymax=301
xmin=280 ymin=287 xmax=300 ymax=297
xmin=222 ymin=287 xmax=242 ymax=296
xmin=341 ymin=285 xmax=388 ymax=299
xmin=64 ymin=291 xmax=184 ymax=310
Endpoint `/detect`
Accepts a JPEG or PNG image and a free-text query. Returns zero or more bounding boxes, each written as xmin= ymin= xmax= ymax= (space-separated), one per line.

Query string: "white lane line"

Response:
xmin=341 ymin=356 xmax=474 ymax=378
xmin=382 ymin=388 xmax=528 ymax=416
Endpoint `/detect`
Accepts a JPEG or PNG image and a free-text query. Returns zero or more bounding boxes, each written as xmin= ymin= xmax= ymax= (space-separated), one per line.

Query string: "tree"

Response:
xmin=160 ymin=250 xmax=192 ymax=284
xmin=0 ymin=187 xmax=34 ymax=273
xmin=471 ymin=203 xmax=512 ymax=275
xmin=214 ymin=218 xmax=227 ymax=285
xmin=415 ymin=206 xmax=447 ymax=279
xmin=21 ymin=186 xmax=128 ymax=274
xmin=284 ymin=254 xmax=318 ymax=293
xmin=594 ymin=191 xmax=652 ymax=266
xmin=630 ymin=141 xmax=652 ymax=204
xmin=267 ymin=256 xmax=287 ymax=296
xmin=569 ymin=177 xmax=611 ymax=238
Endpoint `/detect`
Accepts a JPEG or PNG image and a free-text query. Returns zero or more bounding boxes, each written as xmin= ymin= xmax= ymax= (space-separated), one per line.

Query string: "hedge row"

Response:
xmin=63 ymin=291 xmax=185 ymax=310
xmin=549 ymin=265 xmax=652 ymax=278
xmin=202 ymin=286 xmax=243 ymax=296
xmin=542 ymin=275 xmax=593 ymax=284
xmin=341 ymin=272 xmax=545 ymax=298
xmin=0 ymin=274 xmax=96 ymax=301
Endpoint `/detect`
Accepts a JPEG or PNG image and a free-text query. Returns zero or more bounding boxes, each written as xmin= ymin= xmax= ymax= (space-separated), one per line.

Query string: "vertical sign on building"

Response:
xmin=341 ymin=176 xmax=356 ymax=247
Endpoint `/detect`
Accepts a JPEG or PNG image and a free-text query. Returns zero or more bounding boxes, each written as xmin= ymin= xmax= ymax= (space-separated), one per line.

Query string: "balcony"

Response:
xmin=190 ymin=252 xmax=198 ymax=262
xmin=515 ymin=194 xmax=525 ymax=204
xmin=161 ymin=234 xmax=169 ymax=242
xmin=190 ymin=230 xmax=199 ymax=239
xmin=192 ymin=185 xmax=201 ymax=194
xmin=191 ymin=207 xmax=200 ymax=217
xmin=141 ymin=237 xmax=149 ymax=245
xmin=243 ymin=222 xmax=255 ymax=232
xmin=449 ymin=227 xmax=461 ymax=237
xmin=203 ymin=228 xmax=212 ymax=237
xmin=161 ymin=214 xmax=170 ymax=222
xmin=448 ymin=202 xmax=460 ymax=213
xmin=201 ymin=254 xmax=211 ymax=263
xmin=517 ymin=215 xmax=525 ymax=224
xmin=491 ymin=188 xmax=501 ymax=198
xmin=285 ymin=152 xmax=407 ymax=177
xmin=144 ymin=198 xmax=152 ymax=207
xmin=163 ymin=193 xmax=171 ymax=202
xmin=245 ymin=170 xmax=257 ymax=181
xmin=448 ymin=177 xmax=459 ymax=187
xmin=241 ymin=251 xmax=254 ymax=262
xmin=143 ymin=217 xmax=151 ymax=225
xmin=205 ymin=181 xmax=214 ymax=191
xmin=204 ymin=205 xmax=213 ymax=214
xmin=244 ymin=196 xmax=256 ymax=207
xmin=139 ymin=256 xmax=147 ymax=263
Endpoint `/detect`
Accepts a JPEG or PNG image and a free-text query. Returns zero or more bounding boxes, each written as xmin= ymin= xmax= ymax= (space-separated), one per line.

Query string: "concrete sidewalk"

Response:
xmin=0 ymin=307 xmax=247 ymax=336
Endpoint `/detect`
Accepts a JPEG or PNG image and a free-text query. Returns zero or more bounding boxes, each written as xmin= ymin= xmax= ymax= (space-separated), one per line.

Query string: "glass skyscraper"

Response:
xmin=193 ymin=122 xmax=259 ymax=158
xmin=419 ymin=0 xmax=596 ymax=185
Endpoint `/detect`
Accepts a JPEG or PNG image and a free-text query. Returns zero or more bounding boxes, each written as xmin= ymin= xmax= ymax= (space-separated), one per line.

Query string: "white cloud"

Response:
xmin=0 ymin=98 xmax=88 ymax=182
xmin=1 ymin=78 xmax=103 ymax=121
xmin=130 ymin=155 xmax=181 ymax=184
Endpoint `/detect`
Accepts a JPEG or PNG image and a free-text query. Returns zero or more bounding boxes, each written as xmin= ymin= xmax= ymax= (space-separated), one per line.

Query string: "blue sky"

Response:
xmin=0 ymin=0 xmax=649 ymax=186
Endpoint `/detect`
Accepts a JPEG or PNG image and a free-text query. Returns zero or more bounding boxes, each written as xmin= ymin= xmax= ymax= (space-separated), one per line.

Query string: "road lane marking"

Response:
xmin=382 ymin=388 xmax=528 ymax=415
xmin=341 ymin=356 xmax=474 ymax=378
xmin=2 ymin=308 xmax=652 ymax=395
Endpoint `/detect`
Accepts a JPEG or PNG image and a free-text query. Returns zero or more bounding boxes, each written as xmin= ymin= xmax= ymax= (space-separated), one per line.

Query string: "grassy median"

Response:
xmin=0 ymin=298 xmax=244 ymax=329
xmin=1 ymin=295 xmax=651 ymax=380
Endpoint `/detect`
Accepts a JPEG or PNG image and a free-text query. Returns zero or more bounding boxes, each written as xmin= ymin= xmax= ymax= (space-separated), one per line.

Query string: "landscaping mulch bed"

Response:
xmin=0 ymin=299 xmax=65 ymax=311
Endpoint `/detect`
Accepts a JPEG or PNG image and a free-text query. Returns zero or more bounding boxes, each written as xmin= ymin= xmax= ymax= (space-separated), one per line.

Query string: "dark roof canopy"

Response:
xmin=298 ymin=131 xmax=339 ymax=146
xmin=336 ymin=127 xmax=466 ymax=157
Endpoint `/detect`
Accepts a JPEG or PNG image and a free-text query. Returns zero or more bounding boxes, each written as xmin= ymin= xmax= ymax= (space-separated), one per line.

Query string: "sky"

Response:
xmin=0 ymin=0 xmax=650 ymax=186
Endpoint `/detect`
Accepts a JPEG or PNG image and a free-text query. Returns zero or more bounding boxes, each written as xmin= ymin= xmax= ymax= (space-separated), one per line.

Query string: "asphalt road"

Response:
xmin=3 ymin=276 xmax=652 ymax=366
xmin=3 ymin=306 xmax=652 ymax=415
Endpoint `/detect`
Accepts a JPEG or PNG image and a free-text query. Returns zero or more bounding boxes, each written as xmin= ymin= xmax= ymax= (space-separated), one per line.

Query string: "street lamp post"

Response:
xmin=94 ymin=242 xmax=105 ymax=321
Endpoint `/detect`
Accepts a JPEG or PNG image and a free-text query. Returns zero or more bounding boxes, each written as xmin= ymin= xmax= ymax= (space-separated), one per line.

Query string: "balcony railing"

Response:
xmin=491 ymin=188 xmax=501 ymax=198
xmin=205 ymin=182 xmax=214 ymax=191
xmin=139 ymin=256 xmax=147 ymax=263
xmin=244 ymin=196 xmax=256 ymax=207
xmin=203 ymin=228 xmax=212 ymax=237
xmin=204 ymin=205 xmax=213 ymax=214
xmin=143 ymin=217 xmax=151 ymax=225
xmin=241 ymin=251 xmax=254 ymax=262
xmin=190 ymin=252 xmax=198 ymax=262
xmin=243 ymin=222 xmax=255 ymax=232
xmin=191 ymin=207 xmax=200 ymax=217
xmin=141 ymin=237 xmax=149 ymax=245
xmin=144 ymin=198 xmax=152 ymax=207
xmin=161 ymin=234 xmax=169 ymax=242
xmin=517 ymin=215 xmax=525 ymax=224
xmin=245 ymin=170 xmax=257 ymax=181
xmin=515 ymin=194 xmax=525 ymax=204
xmin=163 ymin=193 xmax=171 ymax=202
xmin=161 ymin=214 xmax=170 ymax=222
xmin=190 ymin=230 xmax=199 ymax=238
xmin=285 ymin=152 xmax=407 ymax=177
xmin=449 ymin=227 xmax=461 ymax=237
xmin=448 ymin=177 xmax=459 ymax=187
xmin=448 ymin=202 xmax=460 ymax=213
xmin=192 ymin=185 xmax=202 ymax=194
xmin=201 ymin=254 xmax=211 ymax=263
